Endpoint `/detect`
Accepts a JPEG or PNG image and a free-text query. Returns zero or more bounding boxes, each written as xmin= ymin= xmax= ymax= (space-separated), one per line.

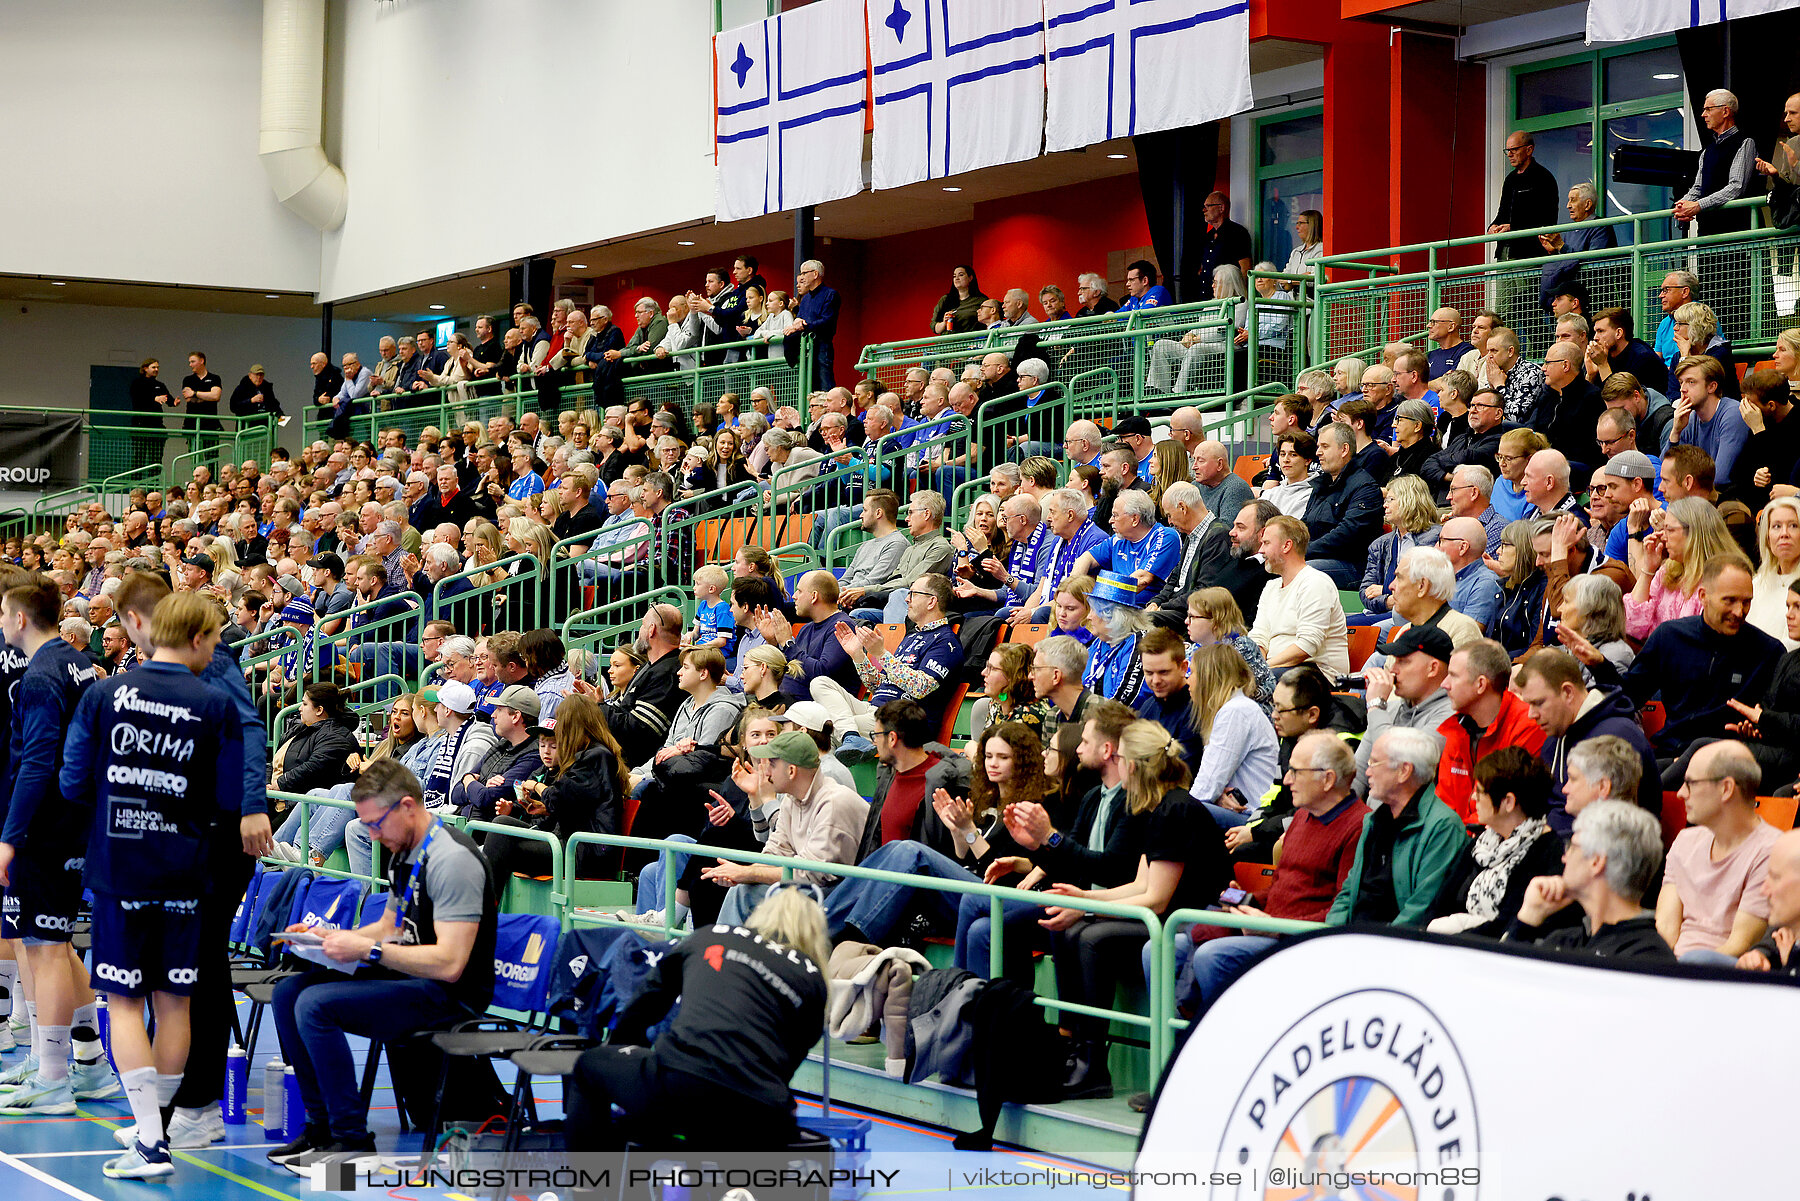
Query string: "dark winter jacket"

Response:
xmin=274 ymin=711 xmax=359 ymax=795
xmin=1538 ymin=687 xmax=1660 ymax=838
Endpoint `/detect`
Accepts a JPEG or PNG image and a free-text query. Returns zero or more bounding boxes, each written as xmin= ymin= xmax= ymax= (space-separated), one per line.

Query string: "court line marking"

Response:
xmin=0 ymin=1148 xmax=108 ymax=1201
xmin=75 ymin=1110 xmax=303 ymax=1201
xmin=9 ymin=1144 xmax=274 ymax=1158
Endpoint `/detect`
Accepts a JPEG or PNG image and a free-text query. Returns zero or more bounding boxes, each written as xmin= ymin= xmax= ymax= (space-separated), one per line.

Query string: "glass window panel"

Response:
xmin=1515 ymin=61 xmax=1591 ymax=121
xmin=1259 ymin=171 xmax=1324 ymax=272
xmin=1525 ymin=124 xmax=1595 ymax=225
xmin=1258 ymin=113 xmax=1323 ymax=169
xmin=1603 ymin=46 xmax=1682 ymax=105
xmin=1604 ymin=108 xmax=1684 ymax=244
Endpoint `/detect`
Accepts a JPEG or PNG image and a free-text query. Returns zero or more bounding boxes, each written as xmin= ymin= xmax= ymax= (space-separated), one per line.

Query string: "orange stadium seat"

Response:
xmin=1006 ymin=623 xmax=1051 ymax=646
xmin=1638 ymin=702 xmax=1666 ymax=739
xmin=1660 ymin=791 xmax=1687 ymax=850
xmin=1233 ymin=454 xmax=1266 ymax=485
xmin=1755 ymin=795 xmax=1798 ymax=831
xmin=878 ymin=623 xmax=906 ymax=655
xmin=1235 ymin=863 xmax=1276 ymax=902
xmin=1347 ymin=627 xmax=1380 ymax=672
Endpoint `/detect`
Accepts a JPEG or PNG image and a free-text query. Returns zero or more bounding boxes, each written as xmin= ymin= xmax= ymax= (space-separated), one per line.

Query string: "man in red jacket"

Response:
xmin=1438 ymin=638 xmax=1547 ymax=821
xmin=1170 ymin=732 xmax=1366 ymax=1015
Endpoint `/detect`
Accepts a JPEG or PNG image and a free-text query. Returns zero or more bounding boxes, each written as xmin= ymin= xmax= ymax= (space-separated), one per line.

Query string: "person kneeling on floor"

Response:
xmin=266 ymin=759 xmax=500 ymax=1176
xmin=565 ymin=884 xmax=829 ymax=1150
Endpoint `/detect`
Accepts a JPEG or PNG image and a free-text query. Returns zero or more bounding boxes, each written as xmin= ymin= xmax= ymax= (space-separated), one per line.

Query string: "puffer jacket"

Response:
xmin=1539 ymin=687 xmax=1660 ymax=838
xmin=274 ymin=711 xmax=360 ymax=795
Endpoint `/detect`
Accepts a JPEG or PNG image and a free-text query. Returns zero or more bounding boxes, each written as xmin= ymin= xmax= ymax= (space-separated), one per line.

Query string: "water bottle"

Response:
xmin=223 ymin=1046 xmax=247 ymax=1124
xmin=281 ymin=1067 xmax=302 ymax=1142
xmin=95 ymin=996 xmax=117 ymax=1073
xmin=262 ymin=1057 xmax=286 ymax=1138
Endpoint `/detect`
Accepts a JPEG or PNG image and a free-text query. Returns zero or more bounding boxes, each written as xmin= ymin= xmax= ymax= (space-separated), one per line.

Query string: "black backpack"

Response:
xmin=955 ymin=613 xmax=1008 ymax=686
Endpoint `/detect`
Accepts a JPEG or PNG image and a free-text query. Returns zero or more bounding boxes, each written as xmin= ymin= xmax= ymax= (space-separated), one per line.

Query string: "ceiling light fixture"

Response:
xmin=1106 ymin=153 xmax=1129 ymax=160
xmin=942 ymin=186 xmax=962 ymax=192
xmin=265 ymin=293 xmax=280 ymax=299
xmin=50 ymin=281 xmax=66 ymax=286
xmin=677 ymin=240 xmax=696 ymax=246
xmin=1653 ymin=72 xmax=1679 ymax=80
xmin=429 ymin=304 xmax=446 ymax=310
xmin=570 ymin=263 xmax=588 ymax=269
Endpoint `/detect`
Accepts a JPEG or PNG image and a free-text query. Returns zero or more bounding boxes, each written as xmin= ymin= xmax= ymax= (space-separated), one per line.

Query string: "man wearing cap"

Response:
xmin=1114 ymin=417 xmax=1158 ymax=483
xmin=1599 ymin=450 xmax=1660 ymax=569
xmin=417 ymin=681 xmax=499 ymax=812
xmin=229 ymin=365 xmax=284 ymax=423
xmin=703 ymin=730 xmax=868 ymax=926
xmin=1356 ymin=626 xmax=1455 ymax=779
xmin=179 ymin=553 xmax=214 ymax=593
xmin=263 ymin=598 xmax=333 ymax=699
xmin=449 ymin=685 xmax=542 ymax=819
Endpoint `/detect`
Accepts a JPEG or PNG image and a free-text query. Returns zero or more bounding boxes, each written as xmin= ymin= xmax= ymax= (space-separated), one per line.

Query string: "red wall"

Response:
xmin=575 ymin=172 xmax=1160 ymax=383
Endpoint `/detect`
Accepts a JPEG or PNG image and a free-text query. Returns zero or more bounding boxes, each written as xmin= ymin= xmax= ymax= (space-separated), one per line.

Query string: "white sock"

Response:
xmin=37 ymin=1027 xmax=70 ymax=1083
xmin=0 ymin=960 xmax=16 ymax=1019
xmin=24 ymin=1000 xmax=37 ymax=1056
xmin=155 ymin=1073 xmax=182 ymax=1107
xmin=71 ymin=1002 xmax=102 ymax=1063
xmin=122 ymin=1066 xmax=163 ymax=1147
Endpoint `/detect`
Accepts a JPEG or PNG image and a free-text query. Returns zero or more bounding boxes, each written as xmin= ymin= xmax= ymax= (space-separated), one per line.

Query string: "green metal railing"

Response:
xmin=617 ymin=334 xmax=816 ymax=427
xmin=1309 ymin=195 xmax=1794 ymax=369
xmin=304 ymin=374 xmax=531 ymax=453
xmin=856 ymin=300 xmax=1241 ymax=413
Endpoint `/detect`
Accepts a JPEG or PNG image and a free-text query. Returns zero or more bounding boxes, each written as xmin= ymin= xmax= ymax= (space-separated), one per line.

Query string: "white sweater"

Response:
xmin=1250 ymin=565 xmax=1350 ymax=678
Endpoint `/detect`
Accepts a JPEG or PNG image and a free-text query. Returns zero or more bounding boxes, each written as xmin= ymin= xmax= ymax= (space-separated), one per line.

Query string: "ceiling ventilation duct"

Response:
xmin=259 ymin=0 xmax=347 ymax=231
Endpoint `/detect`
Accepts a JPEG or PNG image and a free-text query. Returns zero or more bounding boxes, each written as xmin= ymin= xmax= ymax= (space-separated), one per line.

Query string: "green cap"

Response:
xmin=748 ymin=729 xmax=821 ymax=770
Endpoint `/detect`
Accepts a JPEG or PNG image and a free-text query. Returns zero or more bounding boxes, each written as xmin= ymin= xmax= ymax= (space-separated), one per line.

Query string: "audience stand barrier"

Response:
xmin=304 ymin=375 xmax=530 ymax=452
xmin=614 ymin=334 xmax=816 ymax=431
xmin=1309 ymin=195 xmax=1790 ymax=370
xmin=242 ymin=588 xmax=429 ymax=741
xmin=429 ymin=550 xmax=548 ymax=644
xmin=264 ymin=790 xmax=390 ymax=899
xmin=559 ymin=586 xmax=690 ymax=663
xmin=1151 ymin=906 xmax=1324 ymax=1041
xmin=558 ymin=830 xmax=1171 ymax=1076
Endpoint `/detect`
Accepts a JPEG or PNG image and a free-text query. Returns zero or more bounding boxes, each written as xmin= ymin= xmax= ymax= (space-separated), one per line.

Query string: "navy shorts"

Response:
xmin=89 ymin=895 xmax=202 ymax=998
xmin=1 ymin=853 xmax=85 ymax=944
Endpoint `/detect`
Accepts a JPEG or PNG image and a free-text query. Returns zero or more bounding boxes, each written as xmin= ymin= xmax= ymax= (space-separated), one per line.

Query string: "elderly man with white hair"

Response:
xmin=1327 ymin=726 xmax=1467 ymax=927
xmin=1677 ymin=89 xmax=1758 ymax=237
xmin=1062 ymin=419 xmax=1105 ymax=469
xmin=1006 ymin=356 xmax=1059 ymax=462
xmin=1191 ymin=438 xmax=1254 ymax=523
xmin=1146 ymin=481 xmax=1230 ymax=611
xmin=1071 ymin=489 xmax=1181 ymax=596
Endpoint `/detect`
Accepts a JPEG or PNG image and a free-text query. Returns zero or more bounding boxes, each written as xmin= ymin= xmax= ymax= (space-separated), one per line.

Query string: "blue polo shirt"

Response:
xmin=1088 ymin=524 xmax=1182 ymax=587
xmin=1119 ymin=286 xmax=1172 ymax=312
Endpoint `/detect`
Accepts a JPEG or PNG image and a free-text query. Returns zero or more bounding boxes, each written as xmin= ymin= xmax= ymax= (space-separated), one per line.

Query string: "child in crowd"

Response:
xmin=690 ymin=564 xmax=735 ymax=653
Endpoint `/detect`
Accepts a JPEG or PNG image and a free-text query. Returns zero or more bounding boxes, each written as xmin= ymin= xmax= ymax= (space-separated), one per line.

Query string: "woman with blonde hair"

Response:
xmin=564 ymin=880 xmax=828 ymax=1151
xmin=1490 ymin=422 xmax=1546 ymax=522
xmin=1671 ymin=301 xmax=1738 ymax=396
xmin=1053 ymin=575 xmax=1096 ymax=646
xmin=1751 ymin=495 xmax=1800 ymax=648
xmin=1771 ymin=327 xmax=1800 ymax=391
xmin=1186 ymin=643 xmax=1279 ymax=828
xmin=1332 ymin=356 xmax=1368 ymax=404
xmin=737 ymin=643 xmax=790 ymax=711
xmin=1041 ymin=719 xmax=1229 ymax=1099
xmin=1625 ymin=495 xmax=1735 ymax=641
xmin=1146 ymin=440 xmax=1192 ymax=510
xmin=1184 ymin=587 xmax=1275 ymax=707
xmin=1355 ymin=474 xmax=1441 ymax=620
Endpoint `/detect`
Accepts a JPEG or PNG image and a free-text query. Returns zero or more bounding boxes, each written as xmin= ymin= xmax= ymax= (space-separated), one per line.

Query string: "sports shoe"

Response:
xmin=6 ymin=1014 xmax=25 ymax=1041
xmin=71 ymin=1059 xmax=121 ymax=1100
xmin=281 ymin=1134 xmax=379 ymax=1177
xmin=619 ymin=908 xmax=666 ymax=926
xmin=0 ymin=1075 xmax=76 ymax=1115
xmin=103 ymin=1139 xmax=174 ymax=1180
xmin=266 ymin=1126 xmax=329 ymax=1166
xmin=271 ymin=841 xmax=305 ymax=863
xmin=116 ymin=1105 xmax=225 ymax=1150
xmin=277 ymin=416 xmax=291 ymax=428
xmin=0 ymin=1023 xmax=13 ymax=1054
xmin=0 ymin=1055 xmax=40 ymax=1090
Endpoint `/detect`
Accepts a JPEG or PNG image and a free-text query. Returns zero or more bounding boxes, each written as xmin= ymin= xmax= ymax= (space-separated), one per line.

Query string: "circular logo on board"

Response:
xmin=1209 ymin=988 xmax=1480 ymax=1200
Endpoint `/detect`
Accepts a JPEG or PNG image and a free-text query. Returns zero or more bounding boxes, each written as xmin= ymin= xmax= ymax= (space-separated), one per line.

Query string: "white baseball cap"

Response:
xmin=437 ymin=680 xmax=477 ymax=715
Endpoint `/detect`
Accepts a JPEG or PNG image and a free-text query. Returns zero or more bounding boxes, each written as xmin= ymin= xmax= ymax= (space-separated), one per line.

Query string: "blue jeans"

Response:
xmin=270 ymin=970 xmax=468 ymax=1141
xmin=1679 ymin=948 xmax=1739 ymax=967
xmin=810 ymin=504 xmax=860 ymax=551
xmin=344 ymin=819 xmax=374 ymax=879
xmin=274 ymin=786 xmax=353 ymax=856
xmin=954 ymin=891 xmax=1047 ymax=977
xmin=1174 ymin=934 xmax=1278 ymax=1015
xmin=823 ymin=841 xmax=976 ymax=943
xmin=634 ymin=835 xmax=695 ymax=913
xmin=1009 ymin=441 xmax=1058 ymax=463
xmin=1201 ymin=803 xmax=1251 ymax=829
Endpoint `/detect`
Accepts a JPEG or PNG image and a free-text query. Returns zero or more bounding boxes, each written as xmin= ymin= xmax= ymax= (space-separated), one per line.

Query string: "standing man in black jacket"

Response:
xmin=1490 ymin=131 xmax=1559 ymax=330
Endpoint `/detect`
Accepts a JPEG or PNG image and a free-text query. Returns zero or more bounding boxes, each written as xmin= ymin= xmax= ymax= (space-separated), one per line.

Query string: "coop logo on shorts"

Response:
xmin=1210 ymin=988 xmax=1480 ymax=1200
xmin=95 ymin=963 xmax=144 ymax=990
xmin=166 ymin=968 xmax=198 ymax=986
xmin=34 ymin=914 xmax=73 ymax=933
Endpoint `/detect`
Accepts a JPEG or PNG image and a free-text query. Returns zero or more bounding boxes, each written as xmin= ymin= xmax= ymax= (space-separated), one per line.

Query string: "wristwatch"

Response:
xmin=364 ymin=945 xmax=383 ymax=965
xmin=1045 ymin=830 xmax=1064 ymax=849
xmin=963 ymin=829 xmax=978 ymax=846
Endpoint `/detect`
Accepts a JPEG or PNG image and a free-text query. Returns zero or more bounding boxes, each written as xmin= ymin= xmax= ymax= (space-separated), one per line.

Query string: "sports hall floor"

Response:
xmin=0 ymin=995 xmax=1123 ymax=1201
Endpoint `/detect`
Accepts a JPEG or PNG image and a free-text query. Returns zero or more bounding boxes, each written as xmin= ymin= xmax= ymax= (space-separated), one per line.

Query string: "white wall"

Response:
xmin=0 ymin=0 xmax=323 ymax=292
xmin=320 ymin=0 xmax=718 ymax=303
xmin=0 ymin=301 xmax=411 ymax=423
